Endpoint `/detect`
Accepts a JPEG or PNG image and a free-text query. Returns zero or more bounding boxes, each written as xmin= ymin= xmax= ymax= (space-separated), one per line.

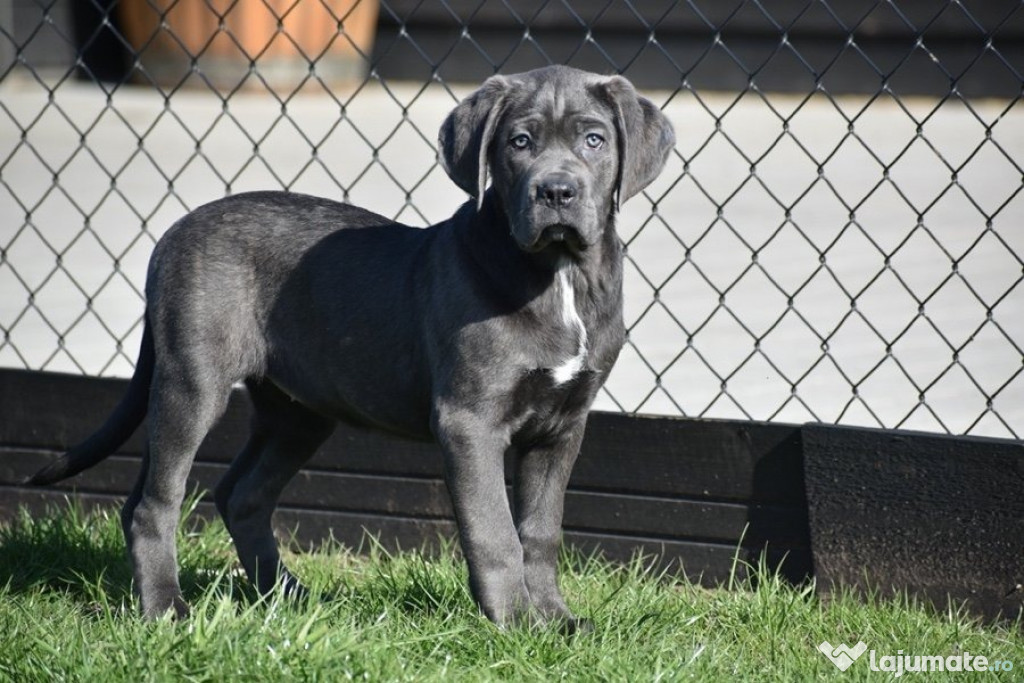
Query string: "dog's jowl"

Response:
xmin=30 ymin=66 xmax=675 ymax=629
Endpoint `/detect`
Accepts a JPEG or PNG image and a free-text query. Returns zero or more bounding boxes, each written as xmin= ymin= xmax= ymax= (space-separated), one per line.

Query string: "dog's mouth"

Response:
xmin=524 ymin=224 xmax=586 ymax=254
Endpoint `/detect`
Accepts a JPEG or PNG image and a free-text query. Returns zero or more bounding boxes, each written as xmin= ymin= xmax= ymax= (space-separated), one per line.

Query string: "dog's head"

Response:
xmin=439 ymin=65 xmax=675 ymax=255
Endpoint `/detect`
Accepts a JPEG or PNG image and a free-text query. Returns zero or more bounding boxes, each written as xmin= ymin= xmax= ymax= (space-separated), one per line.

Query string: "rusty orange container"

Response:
xmin=119 ymin=0 xmax=378 ymax=91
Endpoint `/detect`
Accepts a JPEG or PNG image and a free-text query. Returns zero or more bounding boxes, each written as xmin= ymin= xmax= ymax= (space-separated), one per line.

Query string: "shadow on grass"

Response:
xmin=0 ymin=501 xmax=131 ymax=601
xmin=0 ymin=495 xmax=255 ymax=613
xmin=0 ymin=496 xmax=469 ymax=622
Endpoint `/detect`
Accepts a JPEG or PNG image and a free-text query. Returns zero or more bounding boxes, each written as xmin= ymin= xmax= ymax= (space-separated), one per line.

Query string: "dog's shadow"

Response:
xmin=0 ymin=505 xmax=132 ymax=609
xmin=0 ymin=501 xmax=477 ymax=622
xmin=0 ymin=501 xmax=251 ymax=614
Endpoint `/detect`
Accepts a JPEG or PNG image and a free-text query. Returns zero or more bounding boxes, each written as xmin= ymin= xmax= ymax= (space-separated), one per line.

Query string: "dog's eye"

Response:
xmin=585 ymin=133 xmax=605 ymax=150
xmin=510 ymin=134 xmax=531 ymax=150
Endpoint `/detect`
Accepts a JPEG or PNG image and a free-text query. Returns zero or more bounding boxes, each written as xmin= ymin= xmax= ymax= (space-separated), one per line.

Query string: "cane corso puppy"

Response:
xmin=30 ymin=65 xmax=675 ymax=629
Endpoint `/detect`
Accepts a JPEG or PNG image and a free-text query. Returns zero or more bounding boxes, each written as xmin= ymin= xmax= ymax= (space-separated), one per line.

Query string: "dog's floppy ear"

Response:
xmin=438 ymin=75 xmax=511 ymax=207
xmin=598 ymin=76 xmax=675 ymax=208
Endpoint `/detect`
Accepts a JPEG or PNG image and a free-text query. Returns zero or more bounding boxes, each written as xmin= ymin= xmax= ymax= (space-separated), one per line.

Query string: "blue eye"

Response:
xmin=510 ymin=134 xmax=531 ymax=150
xmin=585 ymin=133 xmax=605 ymax=149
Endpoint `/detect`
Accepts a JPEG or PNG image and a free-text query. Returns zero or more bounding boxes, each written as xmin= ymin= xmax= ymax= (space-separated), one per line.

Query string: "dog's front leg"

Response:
xmin=513 ymin=423 xmax=586 ymax=629
xmin=433 ymin=410 xmax=528 ymax=626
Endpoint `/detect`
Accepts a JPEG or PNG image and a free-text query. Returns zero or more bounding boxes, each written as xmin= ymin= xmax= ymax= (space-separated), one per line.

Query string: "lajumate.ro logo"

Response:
xmin=817 ymin=640 xmax=1015 ymax=676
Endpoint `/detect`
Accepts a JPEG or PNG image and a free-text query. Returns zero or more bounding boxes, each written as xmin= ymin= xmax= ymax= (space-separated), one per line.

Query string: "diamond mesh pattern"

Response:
xmin=1 ymin=0 xmax=1022 ymax=437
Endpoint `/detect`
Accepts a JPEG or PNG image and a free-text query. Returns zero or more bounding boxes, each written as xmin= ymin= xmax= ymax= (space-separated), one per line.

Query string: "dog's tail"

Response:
xmin=26 ymin=322 xmax=155 ymax=486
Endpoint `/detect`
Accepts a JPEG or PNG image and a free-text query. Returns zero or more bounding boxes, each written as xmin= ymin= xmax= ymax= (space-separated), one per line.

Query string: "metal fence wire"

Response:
xmin=1 ymin=0 xmax=1022 ymax=438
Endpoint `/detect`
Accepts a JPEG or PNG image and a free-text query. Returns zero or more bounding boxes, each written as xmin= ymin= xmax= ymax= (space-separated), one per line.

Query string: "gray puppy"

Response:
xmin=30 ymin=65 xmax=675 ymax=629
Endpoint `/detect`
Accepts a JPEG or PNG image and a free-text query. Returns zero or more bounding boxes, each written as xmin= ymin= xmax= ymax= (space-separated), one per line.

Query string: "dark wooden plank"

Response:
xmin=0 ymin=486 xmax=127 ymax=522
xmin=0 ymin=369 xmax=145 ymax=452
xmin=290 ymin=412 xmax=804 ymax=505
xmin=1 ymin=448 xmax=808 ymax=549
xmin=0 ymin=369 xmax=811 ymax=587
xmin=572 ymin=412 xmax=805 ymax=504
xmin=0 ymin=486 xmax=453 ymax=558
xmin=3 ymin=448 xmax=131 ymax=489
xmin=0 ymin=449 xmax=455 ymax=520
xmin=562 ymin=489 xmax=808 ymax=548
xmin=0 ymin=369 xmax=808 ymax=503
xmin=304 ymin=412 xmax=807 ymax=508
xmin=0 ymin=368 xmax=444 ymax=473
xmin=0 ymin=487 xmax=810 ymax=586
xmin=271 ymin=508 xmax=458 ymax=555
xmin=803 ymin=424 xmax=1024 ymax=622
xmin=275 ymin=511 xmax=811 ymax=587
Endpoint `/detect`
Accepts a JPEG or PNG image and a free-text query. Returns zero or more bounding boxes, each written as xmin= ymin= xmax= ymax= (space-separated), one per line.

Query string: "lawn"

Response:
xmin=0 ymin=499 xmax=1020 ymax=682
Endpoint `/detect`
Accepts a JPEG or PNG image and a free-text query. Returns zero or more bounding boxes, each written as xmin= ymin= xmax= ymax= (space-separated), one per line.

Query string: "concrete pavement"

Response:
xmin=1 ymin=73 xmax=1021 ymax=437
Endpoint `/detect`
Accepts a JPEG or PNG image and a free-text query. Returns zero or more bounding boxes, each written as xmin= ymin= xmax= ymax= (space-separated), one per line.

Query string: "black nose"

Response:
xmin=537 ymin=174 xmax=578 ymax=208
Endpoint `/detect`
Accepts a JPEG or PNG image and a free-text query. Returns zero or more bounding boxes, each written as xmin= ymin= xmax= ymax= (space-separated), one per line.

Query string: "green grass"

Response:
xmin=0 ymin=500 xmax=1020 ymax=682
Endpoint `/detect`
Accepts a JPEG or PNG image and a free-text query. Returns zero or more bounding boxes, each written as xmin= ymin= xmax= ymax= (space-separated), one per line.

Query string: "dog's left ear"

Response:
xmin=439 ymin=75 xmax=511 ymax=207
xmin=597 ymin=76 xmax=676 ymax=208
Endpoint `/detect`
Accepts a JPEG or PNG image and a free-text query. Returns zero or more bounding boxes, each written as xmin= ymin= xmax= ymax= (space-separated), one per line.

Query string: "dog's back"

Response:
xmin=148 ymin=190 xmax=441 ymax=434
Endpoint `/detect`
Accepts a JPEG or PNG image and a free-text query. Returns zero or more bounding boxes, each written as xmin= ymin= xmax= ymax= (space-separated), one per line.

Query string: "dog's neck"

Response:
xmin=457 ymin=191 xmax=622 ymax=299
xmin=449 ymin=192 xmax=624 ymax=382
xmin=446 ymin=191 xmax=623 ymax=383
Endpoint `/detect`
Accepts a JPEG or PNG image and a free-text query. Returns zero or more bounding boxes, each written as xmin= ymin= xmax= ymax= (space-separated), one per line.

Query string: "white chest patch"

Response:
xmin=550 ymin=260 xmax=589 ymax=385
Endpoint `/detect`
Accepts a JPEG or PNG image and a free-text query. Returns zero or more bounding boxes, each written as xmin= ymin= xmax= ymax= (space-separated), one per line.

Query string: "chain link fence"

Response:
xmin=1 ymin=0 xmax=1022 ymax=438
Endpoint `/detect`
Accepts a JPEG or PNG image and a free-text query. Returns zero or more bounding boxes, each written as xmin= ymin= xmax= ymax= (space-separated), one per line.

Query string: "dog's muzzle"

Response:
xmin=530 ymin=224 xmax=585 ymax=253
xmin=517 ymin=173 xmax=589 ymax=253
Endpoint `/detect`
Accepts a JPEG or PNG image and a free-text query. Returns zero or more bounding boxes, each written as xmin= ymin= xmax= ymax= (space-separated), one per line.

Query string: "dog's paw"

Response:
xmin=141 ymin=593 xmax=190 ymax=621
xmin=561 ymin=615 xmax=594 ymax=637
xmin=279 ymin=572 xmax=311 ymax=601
xmin=171 ymin=595 xmax=191 ymax=620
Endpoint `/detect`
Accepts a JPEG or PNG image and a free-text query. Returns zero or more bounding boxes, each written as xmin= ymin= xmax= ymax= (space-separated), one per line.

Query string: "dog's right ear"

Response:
xmin=438 ymin=75 xmax=510 ymax=208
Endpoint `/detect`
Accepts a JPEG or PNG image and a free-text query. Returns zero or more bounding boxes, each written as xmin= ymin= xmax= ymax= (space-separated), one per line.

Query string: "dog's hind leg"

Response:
xmin=215 ymin=380 xmax=334 ymax=597
xmin=122 ymin=361 xmax=233 ymax=619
